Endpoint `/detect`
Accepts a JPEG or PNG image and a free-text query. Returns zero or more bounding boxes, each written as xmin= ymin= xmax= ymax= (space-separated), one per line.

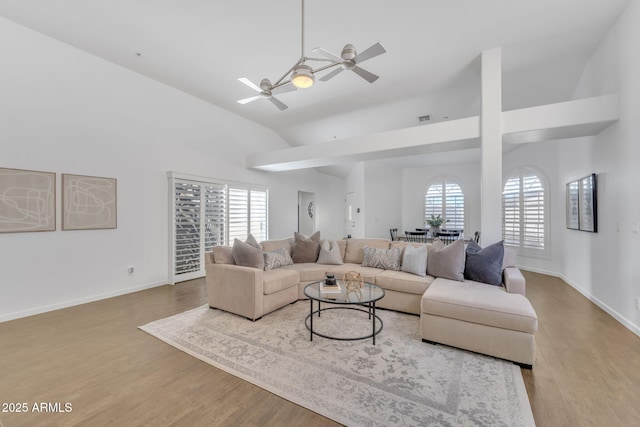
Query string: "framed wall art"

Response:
xmin=579 ymin=173 xmax=597 ymax=233
xmin=566 ymin=180 xmax=580 ymax=230
xmin=62 ymin=174 xmax=117 ymax=230
xmin=0 ymin=167 xmax=56 ymax=233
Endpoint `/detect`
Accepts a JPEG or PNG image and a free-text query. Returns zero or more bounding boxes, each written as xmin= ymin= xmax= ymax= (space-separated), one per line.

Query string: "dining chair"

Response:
xmin=473 ymin=231 xmax=480 ymax=243
xmin=435 ymin=231 xmax=460 ymax=245
xmin=404 ymin=230 xmax=428 ymax=243
xmin=389 ymin=228 xmax=398 ymax=241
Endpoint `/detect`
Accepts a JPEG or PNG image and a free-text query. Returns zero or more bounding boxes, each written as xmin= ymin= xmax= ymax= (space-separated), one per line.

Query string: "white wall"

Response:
xmin=344 ymin=162 xmax=365 ymax=238
xmin=0 ymin=17 xmax=344 ymax=321
xmin=364 ymin=161 xmax=403 ymax=239
xmin=558 ymin=0 xmax=640 ymax=334
xmin=402 ymin=162 xmax=481 ymax=241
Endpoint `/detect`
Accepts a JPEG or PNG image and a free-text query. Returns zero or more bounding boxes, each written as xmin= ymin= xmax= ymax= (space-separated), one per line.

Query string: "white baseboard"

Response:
xmin=519 ymin=265 xmax=640 ymax=339
xmin=0 ymin=280 xmax=167 ymax=323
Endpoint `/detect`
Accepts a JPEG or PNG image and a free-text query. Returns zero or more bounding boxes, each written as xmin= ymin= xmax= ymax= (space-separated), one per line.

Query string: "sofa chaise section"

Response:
xmin=420 ymin=275 xmax=538 ymax=367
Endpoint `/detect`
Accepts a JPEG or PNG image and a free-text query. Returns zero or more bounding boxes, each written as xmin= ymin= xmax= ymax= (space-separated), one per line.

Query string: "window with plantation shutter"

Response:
xmin=502 ymin=168 xmax=546 ymax=254
xmin=168 ymin=172 xmax=268 ymax=283
xmin=425 ymin=178 xmax=465 ymax=230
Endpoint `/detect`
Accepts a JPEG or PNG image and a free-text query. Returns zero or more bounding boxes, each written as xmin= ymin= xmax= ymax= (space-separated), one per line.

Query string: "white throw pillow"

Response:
xmin=401 ymin=245 xmax=428 ymax=277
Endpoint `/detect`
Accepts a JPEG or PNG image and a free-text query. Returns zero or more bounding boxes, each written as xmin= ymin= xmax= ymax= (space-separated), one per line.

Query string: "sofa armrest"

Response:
xmin=503 ymin=267 xmax=526 ymax=296
xmin=205 ymin=263 xmax=264 ymax=320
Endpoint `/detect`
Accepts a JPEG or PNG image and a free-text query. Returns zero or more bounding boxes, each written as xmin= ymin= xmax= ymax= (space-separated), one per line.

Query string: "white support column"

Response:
xmin=480 ymin=47 xmax=503 ymax=245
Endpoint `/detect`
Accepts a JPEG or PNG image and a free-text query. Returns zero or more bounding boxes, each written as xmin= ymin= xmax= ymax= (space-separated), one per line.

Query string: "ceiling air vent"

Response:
xmin=418 ymin=114 xmax=431 ymax=123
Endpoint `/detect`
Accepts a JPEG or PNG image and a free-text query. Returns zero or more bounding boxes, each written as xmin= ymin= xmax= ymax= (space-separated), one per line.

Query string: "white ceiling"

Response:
xmin=0 ymin=0 xmax=630 ymax=172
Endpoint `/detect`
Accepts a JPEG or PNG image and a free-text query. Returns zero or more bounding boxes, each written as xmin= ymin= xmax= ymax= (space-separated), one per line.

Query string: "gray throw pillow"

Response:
xmin=427 ymin=239 xmax=465 ymax=281
xmin=362 ymin=246 xmax=402 ymax=271
xmin=292 ymin=231 xmax=321 ymax=263
xmin=401 ymin=244 xmax=428 ymax=277
xmin=316 ymin=239 xmax=343 ymax=265
xmin=232 ymin=237 xmax=265 ymax=269
xmin=263 ymin=247 xmax=294 ymax=271
xmin=464 ymin=240 xmax=505 ymax=286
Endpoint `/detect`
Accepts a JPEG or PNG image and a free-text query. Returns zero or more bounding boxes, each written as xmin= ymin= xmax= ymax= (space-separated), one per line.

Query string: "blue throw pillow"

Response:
xmin=464 ymin=240 xmax=504 ymax=286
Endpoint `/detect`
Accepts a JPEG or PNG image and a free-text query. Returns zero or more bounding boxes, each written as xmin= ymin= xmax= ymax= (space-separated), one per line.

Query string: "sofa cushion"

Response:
xmin=212 ymin=246 xmax=234 ymax=264
xmin=401 ymin=244 xmax=428 ymax=277
xmin=263 ymin=268 xmax=300 ymax=295
xmin=292 ymin=231 xmax=321 ymax=263
xmin=327 ymin=263 xmax=386 ymax=284
xmin=344 ymin=238 xmax=390 ymax=264
xmin=232 ymin=236 xmax=264 ymax=269
xmin=281 ymin=263 xmax=329 ymax=282
xmin=464 ymin=240 xmax=504 ymax=286
xmin=316 ymin=239 xmax=343 ymax=265
xmin=261 ymin=238 xmax=294 ymax=256
xmin=263 ymin=247 xmax=294 ymax=271
xmin=427 ymin=239 xmax=465 ymax=281
xmin=362 ymin=246 xmax=401 ymax=271
xmin=376 ymin=270 xmax=435 ymax=295
xmin=422 ymin=278 xmax=538 ymax=334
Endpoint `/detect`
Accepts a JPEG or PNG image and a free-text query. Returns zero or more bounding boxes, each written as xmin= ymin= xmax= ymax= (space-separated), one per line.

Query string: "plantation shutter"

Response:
xmin=502 ymin=177 xmax=521 ymax=246
xmin=228 ymin=188 xmax=249 ymax=243
xmin=174 ymin=182 xmax=202 ymax=277
xmin=444 ymin=182 xmax=464 ymax=229
xmin=502 ymin=169 xmax=545 ymax=251
xmin=250 ymin=190 xmax=268 ymax=242
xmin=522 ymin=174 xmax=545 ymax=249
xmin=204 ymin=184 xmax=226 ymax=252
xmin=169 ymin=173 xmax=268 ymax=284
xmin=425 ymin=184 xmax=443 ymax=220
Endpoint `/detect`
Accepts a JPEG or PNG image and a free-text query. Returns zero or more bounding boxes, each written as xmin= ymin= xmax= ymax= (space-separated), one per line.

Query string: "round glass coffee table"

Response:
xmin=304 ymin=281 xmax=385 ymax=345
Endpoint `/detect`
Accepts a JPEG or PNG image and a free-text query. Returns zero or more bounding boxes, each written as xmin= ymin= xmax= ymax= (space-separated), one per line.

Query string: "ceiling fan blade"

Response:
xmin=237 ymin=95 xmax=261 ymax=104
xmin=272 ymin=83 xmax=297 ymax=95
xmin=238 ymin=77 xmax=261 ymax=92
xmin=268 ymin=96 xmax=288 ymax=111
xmin=311 ymin=47 xmax=342 ymax=63
xmin=352 ymin=66 xmax=379 ymax=83
xmin=319 ymin=67 xmax=344 ymax=82
xmin=353 ymin=42 xmax=387 ymax=64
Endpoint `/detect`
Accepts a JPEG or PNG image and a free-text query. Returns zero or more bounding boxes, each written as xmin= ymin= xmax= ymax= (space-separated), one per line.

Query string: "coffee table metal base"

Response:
xmin=305 ymin=300 xmax=383 ymax=345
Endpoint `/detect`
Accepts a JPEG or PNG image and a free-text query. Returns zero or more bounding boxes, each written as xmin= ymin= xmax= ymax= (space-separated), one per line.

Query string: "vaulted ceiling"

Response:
xmin=0 ymin=0 xmax=630 ymax=172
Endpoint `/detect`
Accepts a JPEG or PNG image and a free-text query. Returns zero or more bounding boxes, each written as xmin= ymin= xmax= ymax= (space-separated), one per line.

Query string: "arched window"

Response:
xmin=503 ymin=168 xmax=546 ymax=252
xmin=425 ymin=178 xmax=465 ymax=230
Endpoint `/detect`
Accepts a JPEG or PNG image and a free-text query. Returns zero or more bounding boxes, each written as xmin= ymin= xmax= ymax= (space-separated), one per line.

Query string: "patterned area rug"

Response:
xmin=140 ymin=302 xmax=535 ymax=427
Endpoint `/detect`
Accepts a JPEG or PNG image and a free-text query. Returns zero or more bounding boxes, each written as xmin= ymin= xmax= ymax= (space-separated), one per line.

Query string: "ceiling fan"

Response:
xmin=237 ymin=0 xmax=387 ymax=111
xmin=237 ymin=78 xmax=296 ymax=111
xmin=312 ymin=42 xmax=387 ymax=83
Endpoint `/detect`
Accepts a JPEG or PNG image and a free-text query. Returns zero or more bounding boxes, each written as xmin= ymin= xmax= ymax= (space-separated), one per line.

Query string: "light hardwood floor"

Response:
xmin=1 ymin=271 xmax=639 ymax=426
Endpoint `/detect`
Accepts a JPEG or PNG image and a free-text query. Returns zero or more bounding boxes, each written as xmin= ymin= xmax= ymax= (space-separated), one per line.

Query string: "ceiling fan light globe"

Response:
xmin=291 ymin=64 xmax=315 ymax=89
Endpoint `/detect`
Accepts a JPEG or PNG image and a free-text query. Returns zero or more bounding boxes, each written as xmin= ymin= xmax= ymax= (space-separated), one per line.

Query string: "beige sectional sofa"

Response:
xmin=205 ymin=237 xmax=538 ymax=368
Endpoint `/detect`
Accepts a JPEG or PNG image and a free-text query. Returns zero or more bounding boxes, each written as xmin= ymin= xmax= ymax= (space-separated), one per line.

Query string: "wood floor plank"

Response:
xmin=1 ymin=273 xmax=639 ymax=426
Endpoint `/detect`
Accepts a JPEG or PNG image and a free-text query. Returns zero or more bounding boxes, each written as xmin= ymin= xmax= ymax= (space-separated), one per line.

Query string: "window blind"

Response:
xmin=228 ymin=188 xmax=249 ymax=243
xmin=250 ymin=190 xmax=268 ymax=242
xmin=425 ymin=179 xmax=465 ymax=230
xmin=174 ymin=182 xmax=202 ymax=275
xmin=169 ymin=173 xmax=268 ymax=283
xmin=502 ymin=170 xmax=545 ymax=250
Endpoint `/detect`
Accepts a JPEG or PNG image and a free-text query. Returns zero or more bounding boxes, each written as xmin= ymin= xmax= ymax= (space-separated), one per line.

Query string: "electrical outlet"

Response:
xmin=128 ymin=266 xmax=135 ymax=274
